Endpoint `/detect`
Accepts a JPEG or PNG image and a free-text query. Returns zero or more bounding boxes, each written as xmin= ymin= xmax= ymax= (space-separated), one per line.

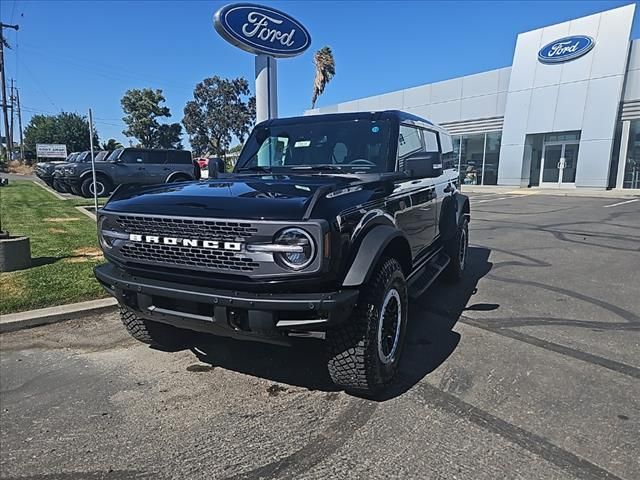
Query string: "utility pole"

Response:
xmin=9 ymin=78 xmax=14 ymax=150
xmin=16 ymin=88 xmax=24 ymax=161
xmin=0 ymin=22 xmax=19 ymax=159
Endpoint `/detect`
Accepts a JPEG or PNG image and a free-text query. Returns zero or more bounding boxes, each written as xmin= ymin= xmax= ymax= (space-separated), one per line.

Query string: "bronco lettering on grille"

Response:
xmin=128 ymin=234 xmax=242 ymax=251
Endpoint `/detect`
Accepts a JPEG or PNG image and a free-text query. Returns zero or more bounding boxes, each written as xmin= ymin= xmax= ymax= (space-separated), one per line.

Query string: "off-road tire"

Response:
xmin=326 ymin=257 xmax=408 ymax=396
xmin=442 ymin=217 xmax=469 ymax=282
xmin=70 ymin=184 xmax=82 ymax=196
xmin=52 ymin=179 xmax=68 ymax=193
xmin=81 ymin=176 xmax=112 ymax=198
xmin=119 ymin=307 xmax=193 ymax=349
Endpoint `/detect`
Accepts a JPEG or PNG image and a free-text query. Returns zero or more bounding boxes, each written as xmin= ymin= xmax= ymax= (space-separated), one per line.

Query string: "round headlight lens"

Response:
xmin=274 ymin=228 xmax=315 ymax=270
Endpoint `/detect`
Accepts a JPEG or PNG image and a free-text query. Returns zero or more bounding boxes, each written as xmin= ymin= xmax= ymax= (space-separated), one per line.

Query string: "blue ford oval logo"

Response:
xmin=214 ymin=3 xmax=311 ymax=58
xmin=538 ymin=35 xmax=595 ymax=64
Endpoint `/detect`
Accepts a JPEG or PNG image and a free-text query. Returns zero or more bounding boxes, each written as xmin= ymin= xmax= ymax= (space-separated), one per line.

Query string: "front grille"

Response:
xmin=115 ymin=215 xmax=258 ymax=241
xmin=120 ymin=243 xmax=259 ymax=272
xmin=115 ymin=215 xmax=260 ymax=273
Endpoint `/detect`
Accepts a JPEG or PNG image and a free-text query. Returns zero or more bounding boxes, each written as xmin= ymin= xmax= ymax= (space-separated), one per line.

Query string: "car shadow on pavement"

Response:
xmin=377 ymin=246 xmax=493 ymax=400
xmin=191 ymin=334 xmax=338 ymax=392
xmin=190 ymin=246 xmax=493 ymax=399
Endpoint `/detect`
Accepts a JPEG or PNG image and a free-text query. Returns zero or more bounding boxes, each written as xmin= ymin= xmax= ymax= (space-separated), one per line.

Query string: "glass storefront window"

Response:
xmin=484 ymin=132 xmax=501 ymax=185
xmin=460 ymin=134 xmax=485 ymax=185
xmin=446 ymin=132 xmax=501 ymax=185
xmin=623 ymin=119 xmax=640 ymax=189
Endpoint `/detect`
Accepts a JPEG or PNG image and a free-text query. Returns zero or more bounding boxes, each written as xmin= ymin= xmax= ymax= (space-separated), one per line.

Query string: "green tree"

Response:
xmin=121 ymin=88 xmax=182 ymax=148
xmin=24 ymin=112 xmax=99 ymax=154
xmin=182 ymin=76 xmax=255 ymax=157
xmin=311 ymin=46 xmax=336 ymax=109
xmin=101 ymin=138 xmax=123 ymax=150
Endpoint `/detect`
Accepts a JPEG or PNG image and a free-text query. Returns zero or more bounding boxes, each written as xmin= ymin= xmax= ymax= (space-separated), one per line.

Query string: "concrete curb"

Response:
xmin=32 ymin=180 xmax=69 ymax=200
xmin=0 ymin=298 xmax=118 ymax=333
xmin=75 ymin=205 xmax=98 ymax=221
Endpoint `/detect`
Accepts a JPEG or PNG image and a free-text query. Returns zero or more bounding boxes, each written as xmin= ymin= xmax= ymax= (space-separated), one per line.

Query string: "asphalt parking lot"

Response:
xmin=1 ymin=192 xmax=639 ymax=480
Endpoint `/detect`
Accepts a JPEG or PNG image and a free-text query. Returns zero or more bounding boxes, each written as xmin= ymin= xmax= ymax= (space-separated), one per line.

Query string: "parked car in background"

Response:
xmin=35 ymin=152 xmax=79 ymax=187
xmin=60 ymin=150 xmax=111 ymax=195
xmin=64 ymin=148 xmax=196 ymax=198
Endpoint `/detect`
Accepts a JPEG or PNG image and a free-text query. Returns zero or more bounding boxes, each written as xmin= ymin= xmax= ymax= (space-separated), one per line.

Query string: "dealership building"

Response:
xmin=307 ymin=4 xmax=640 ymax=190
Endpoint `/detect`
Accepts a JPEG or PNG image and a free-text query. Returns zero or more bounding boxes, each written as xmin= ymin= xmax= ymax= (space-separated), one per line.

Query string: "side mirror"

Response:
xmin=405 ymin=152 xmax=442 ymax=179
xmin=208 ymin=158 xmax=225 ymax=178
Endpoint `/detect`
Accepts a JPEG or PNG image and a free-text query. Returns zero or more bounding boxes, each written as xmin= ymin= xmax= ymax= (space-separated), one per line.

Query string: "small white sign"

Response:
xmin=294 ymin=140 xmax=311 ymax=148
xmin=36 ymin=144 xmax=68 ymax=158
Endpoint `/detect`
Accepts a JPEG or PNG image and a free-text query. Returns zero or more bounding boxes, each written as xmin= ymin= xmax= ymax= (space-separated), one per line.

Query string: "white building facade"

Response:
xmin=306 ymin=4 xmax=640 ymax=190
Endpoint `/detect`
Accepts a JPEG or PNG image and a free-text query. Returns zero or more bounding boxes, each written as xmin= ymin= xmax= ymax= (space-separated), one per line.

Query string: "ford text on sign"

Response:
xmin=214 ymin=3 xmax=311 ymax=57
xmin=538 ymin=36 xmax=595 ymax=64
xmin=36 ymin=144 xmax=68 ymax=159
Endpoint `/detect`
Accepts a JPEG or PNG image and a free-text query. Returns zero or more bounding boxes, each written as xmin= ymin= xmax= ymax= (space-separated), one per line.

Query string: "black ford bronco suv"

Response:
xmin=95 ymin=111 xmax=470 ymax=395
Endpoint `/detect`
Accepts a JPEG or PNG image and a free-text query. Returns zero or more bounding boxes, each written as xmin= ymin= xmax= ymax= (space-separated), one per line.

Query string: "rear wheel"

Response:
xmin=326 ymin=257 xmax=408 ymax=396
xmin=81 ymin=176 xmax=112 ymax=197
xmin=443 ymin=217 xmax=469 ymax=282
xmin=119 ymin=307 xmax=193 ymax=350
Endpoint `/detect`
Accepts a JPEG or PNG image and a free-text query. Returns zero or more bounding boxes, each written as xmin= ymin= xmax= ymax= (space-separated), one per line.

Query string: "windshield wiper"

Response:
xmin=290 ymin=165 xmax=343 ymax=171
xmin=237 ymin=165 xmax=272 ymax=173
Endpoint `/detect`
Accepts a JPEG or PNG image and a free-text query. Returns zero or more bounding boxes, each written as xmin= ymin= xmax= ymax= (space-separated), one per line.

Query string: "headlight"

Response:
xmin=273 ymin=228 xmax=315 ymax=270
xmin=97 ymin=216 xmax=113 ymax=250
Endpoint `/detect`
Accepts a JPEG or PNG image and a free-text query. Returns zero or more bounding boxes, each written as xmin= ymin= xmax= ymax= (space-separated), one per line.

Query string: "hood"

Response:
xmin=103 ymin=175 xmax=365 ymax=220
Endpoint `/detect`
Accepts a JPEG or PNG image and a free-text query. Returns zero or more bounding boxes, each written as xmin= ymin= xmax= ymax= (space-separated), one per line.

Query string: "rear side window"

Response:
xmin=167 ymin=150 xmax=192 ymax=164
xmin=145 ymin=151 xmax=167 ymax=164
xmin=122 ymin=151 xmax=146 ymax=164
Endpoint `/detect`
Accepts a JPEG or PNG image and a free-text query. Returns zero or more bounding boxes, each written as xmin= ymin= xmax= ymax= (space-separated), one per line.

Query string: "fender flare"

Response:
xmin=165 ymin=171 xmax=194 ymax=182
xmin=342 ymin=225 xmax=410 ymax=287
xmin=79 ymin=169 xmax=109 ymax=181
xmin=440 ymin=193 xmax=471 ymax=240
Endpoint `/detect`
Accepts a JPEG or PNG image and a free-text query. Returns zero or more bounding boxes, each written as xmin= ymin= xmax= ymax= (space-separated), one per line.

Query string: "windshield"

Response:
xmin=107 ymin=148 xmax=124 ymax=162
xmin=95 ymin=151 xmax=109 ymax=162
xmin=235 ymin=119 xmax=392 ymax=173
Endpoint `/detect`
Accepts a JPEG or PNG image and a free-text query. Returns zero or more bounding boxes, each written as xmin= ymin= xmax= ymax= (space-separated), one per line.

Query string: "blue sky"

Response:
xmin=1 ymin=0 xmax=638 ymax=147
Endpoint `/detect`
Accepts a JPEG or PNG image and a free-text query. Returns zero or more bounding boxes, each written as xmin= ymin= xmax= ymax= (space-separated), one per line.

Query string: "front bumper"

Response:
xmin=95 ymin=263 xmax=359 ymax=344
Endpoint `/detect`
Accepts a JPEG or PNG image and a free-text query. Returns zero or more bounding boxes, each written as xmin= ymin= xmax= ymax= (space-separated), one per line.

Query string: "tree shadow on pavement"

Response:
xmin=190 ymin=246 xmax=493 ymax=399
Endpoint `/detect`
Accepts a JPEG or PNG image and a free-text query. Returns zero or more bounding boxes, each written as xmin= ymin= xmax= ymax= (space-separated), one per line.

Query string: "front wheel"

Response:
xmin=81 ymin=176 xmax=112 ymax=197
xmin=326 ymin=257 xmax=408 ymax=396
xmin=52 ymin=179 xmax=68 ymax=193
xmin=119 ymin=308 xmax=193 ymax=350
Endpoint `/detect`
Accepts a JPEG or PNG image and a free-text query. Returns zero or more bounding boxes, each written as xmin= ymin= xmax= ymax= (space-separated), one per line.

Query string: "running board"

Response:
xmin=407 ymin=251 xmax=450 ymax=299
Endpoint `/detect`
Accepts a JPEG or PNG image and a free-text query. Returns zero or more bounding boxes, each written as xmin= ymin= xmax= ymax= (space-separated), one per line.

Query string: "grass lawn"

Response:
xmin=1 ymin=181 xmax=107 ymax=314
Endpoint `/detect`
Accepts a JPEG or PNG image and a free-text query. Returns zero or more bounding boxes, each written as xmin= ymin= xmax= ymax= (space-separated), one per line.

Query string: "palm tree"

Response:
xmin=101 ymin=138 xmax=123 ymax=150
xmin=311 ymin=46 xmax=336 ymax=109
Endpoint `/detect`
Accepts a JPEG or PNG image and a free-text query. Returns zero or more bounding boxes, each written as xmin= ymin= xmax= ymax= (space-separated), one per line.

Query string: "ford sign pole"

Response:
xmin=255 ymin=55 xmax=277 ymax=122
xmin=88 ymin=108 xmax=98 ymax=219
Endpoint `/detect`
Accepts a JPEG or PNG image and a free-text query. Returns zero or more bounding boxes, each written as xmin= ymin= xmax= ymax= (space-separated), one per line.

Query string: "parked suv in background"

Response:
xmin=95 ymin=111 xmax=470 ymax=396
xmin=60 ymin=150 xmax=111 ymax=197
xmin=64 ymin=148 xmax=196 ymax=198
xmin=35 ymin=152 xmax=79 ymax=187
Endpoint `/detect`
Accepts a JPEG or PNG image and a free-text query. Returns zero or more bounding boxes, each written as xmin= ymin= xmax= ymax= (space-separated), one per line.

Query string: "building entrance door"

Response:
xmin=540 ymin=141 xmax=579 ymax=187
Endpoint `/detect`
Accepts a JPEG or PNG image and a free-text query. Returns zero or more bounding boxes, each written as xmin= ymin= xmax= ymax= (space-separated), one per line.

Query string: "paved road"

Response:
xmin=1 ymin=193 xmax=639 ymax=480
